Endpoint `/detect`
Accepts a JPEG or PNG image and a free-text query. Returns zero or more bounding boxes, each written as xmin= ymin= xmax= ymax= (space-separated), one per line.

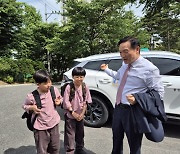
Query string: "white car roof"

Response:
xmin=74 ymin=51 xmax=180 ymax=62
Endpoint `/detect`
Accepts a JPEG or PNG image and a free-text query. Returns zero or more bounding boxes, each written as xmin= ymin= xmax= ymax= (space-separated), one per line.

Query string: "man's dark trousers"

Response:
xmin=112 ymin=104 xmax=143 ymax=154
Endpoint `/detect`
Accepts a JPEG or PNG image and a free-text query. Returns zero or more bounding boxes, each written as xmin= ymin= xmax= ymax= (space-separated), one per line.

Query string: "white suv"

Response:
xmin=62 ymin=51 xmax=180 ymax=127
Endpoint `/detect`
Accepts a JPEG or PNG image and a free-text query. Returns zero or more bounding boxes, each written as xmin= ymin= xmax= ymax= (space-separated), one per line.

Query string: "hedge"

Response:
xmin=0 ymin=58 xmax=45 ymax=83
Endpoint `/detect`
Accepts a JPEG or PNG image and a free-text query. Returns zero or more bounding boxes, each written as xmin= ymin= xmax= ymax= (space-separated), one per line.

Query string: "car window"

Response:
xmin=151 ymin=57 xmax=180 ymax=76
xmin=108 ymin=59 xmax=123 ymax=71
xmin=144 ymin=57 xmax=151 ymax=62
xmin=69 ymin=61 xmax=80 ymax=69
xmin=83 ymin=60 xmax=108 ymax=71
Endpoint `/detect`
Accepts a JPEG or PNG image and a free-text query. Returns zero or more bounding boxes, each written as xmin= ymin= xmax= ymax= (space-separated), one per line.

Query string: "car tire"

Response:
xmin=84 ymin=95 xmax=109 ymax=127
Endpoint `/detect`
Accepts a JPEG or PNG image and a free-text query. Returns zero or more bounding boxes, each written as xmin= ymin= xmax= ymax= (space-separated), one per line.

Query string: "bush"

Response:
xmin=15 ymin=73 xmax=24 ymax=83
xmin=0 ymin=58 xmax=45 ymax=83
xmin=28 ymin=77 xmax=35 ymax=83
xmin=3 ymin=76 xmax=14 ymax=84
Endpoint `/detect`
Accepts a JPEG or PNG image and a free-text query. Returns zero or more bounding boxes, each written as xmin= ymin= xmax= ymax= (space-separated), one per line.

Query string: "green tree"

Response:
xmin=0 ymin=0 xmax=43 ymax=58
xmin=0 ymin=0 xmax=23 ymax=57
xmin=121 ymin=0 xmax=179 ymax=16
xmin=142 ymin=2 xmax=180 ymax=52
xmin=30 ymin=23 xmax=60 ymax=62
xmin=0 ymin=1 xmax=50 ymax=82
xmin=12 ymin=3 xmax=42 ymax=59
xmin=52 ymin=0 xmax=150 ymax=76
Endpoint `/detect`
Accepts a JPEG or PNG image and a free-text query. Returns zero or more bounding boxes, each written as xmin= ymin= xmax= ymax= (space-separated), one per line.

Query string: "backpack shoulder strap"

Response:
xmin=82 ymin=82 xmax=86 ymax=101
xmin=50 ymin=86 xmax=56 ymax=108
xmin=69 ymin=82 xmax=75 ymax=102
xmin=50 ymin=86 xmax=56 ymax=102
xmin=32 ymin=90 xmax=42 ymax=109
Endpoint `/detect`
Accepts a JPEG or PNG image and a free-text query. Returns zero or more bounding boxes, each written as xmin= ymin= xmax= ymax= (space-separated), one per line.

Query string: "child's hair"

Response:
xmin=33 ymin=70 xmax=50 ymax=84
xmin=72 ymin=67 xmax=86 ymax=77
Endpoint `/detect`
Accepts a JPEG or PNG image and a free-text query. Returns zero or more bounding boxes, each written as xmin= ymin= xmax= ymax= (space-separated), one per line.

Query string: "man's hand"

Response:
xmin=30 ymin=105 xmax=41 ymax=114
xmin=100 ymin=64 xmax=108 ymax=70
xmin=126 ymin=94 xmax=136 ymax=105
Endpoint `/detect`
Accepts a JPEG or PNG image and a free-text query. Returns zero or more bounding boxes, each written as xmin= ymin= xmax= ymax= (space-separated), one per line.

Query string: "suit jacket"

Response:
xmin=131 ymin=89 xmax=167 ymax=142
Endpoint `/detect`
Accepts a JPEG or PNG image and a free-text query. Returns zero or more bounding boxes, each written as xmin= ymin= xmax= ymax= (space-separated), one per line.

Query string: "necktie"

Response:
xmin=116 ymin=64 xmax=131 ymax=105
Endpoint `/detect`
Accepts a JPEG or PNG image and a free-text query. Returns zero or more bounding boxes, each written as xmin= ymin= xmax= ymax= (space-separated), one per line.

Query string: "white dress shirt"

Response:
xmin=105 ymin=56 xmax=164 ymax=105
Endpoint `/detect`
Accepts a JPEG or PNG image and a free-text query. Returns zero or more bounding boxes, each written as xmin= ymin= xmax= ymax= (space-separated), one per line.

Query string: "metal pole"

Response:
xmin=44 ymin=3 xmax=61 ymax=73
xmin=62 ymin=0 xmax=65 ymax=22
xmin=45 ymin=3 xmax=51 ymax=73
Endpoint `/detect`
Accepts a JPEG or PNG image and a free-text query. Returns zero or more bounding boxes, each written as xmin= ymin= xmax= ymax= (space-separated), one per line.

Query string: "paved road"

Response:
xmin=0 ymin=84 xmax=180 ymax=154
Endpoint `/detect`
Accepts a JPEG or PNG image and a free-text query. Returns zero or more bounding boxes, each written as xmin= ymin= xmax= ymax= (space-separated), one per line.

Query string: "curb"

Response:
xmin=0 ymin=83 xmax=35 ymax=88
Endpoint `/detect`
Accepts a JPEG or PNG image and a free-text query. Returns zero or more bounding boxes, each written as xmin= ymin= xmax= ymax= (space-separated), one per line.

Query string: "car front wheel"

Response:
xmin=84 ymin=95 xmax=109 ymax=127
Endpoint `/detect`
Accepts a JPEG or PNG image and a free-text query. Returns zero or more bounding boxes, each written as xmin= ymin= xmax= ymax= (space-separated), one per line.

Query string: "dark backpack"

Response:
xmin=21 ymin=86 xmax=56 ymax=131
xmin=60 ymin=82 xmax=86 ymax=107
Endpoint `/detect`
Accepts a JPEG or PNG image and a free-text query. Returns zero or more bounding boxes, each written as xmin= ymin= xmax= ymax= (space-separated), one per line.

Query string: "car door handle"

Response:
xmin=99 ymin=79 xmax=111 ymax=84
xmin=163 ymin=81 xmax=172 ymax=87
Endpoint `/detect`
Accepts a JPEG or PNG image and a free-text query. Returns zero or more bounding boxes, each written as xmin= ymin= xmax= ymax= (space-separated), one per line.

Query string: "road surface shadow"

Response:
xmin=4 ymin=140 xmax=95 ymax=154
xmin=57 ymin=106 xmax=65 ymax=121
xmin=4 ymin=145 xmax=36 ymax=154
xmin=163 ymin=123 xmax=180 ymax=138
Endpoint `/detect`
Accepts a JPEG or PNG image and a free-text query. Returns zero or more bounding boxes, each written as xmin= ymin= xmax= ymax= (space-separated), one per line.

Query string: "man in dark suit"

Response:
xmin=101 ymin=36 xmax=164 ymax=154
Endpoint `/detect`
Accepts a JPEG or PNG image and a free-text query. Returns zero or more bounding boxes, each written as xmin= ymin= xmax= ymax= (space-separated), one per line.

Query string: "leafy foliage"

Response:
xmin=0 ymin=0 xmax=23 ymax=56
xmin=53 ymin=0 xmax=150 ymax=75
xmin=120 ymin=0 xmax=179 ymax=16
xmin=142 ymin=2 xmax=180 ymax=52
xmin=0 ymin=58 xmax=45 ymax=83
xmin=0 ymin=0 xmax=179 ymax=83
